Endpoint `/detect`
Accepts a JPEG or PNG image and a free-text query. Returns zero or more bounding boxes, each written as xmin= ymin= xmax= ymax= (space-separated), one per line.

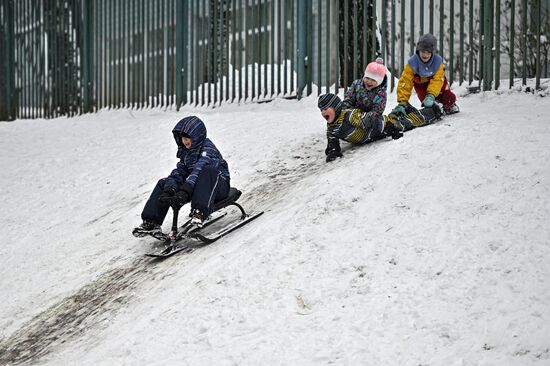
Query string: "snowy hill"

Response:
xmin=1 ymin=83 xmax=550 ymax=365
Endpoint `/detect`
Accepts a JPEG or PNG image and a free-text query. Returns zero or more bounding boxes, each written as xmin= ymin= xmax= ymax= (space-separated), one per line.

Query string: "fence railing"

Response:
xmin=0 ymin=0 xmax=548 ymax=121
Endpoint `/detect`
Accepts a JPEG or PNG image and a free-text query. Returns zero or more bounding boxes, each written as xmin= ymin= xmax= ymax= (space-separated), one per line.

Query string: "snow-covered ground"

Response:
xmin=1 ymin=82 xmax=549 ymax=366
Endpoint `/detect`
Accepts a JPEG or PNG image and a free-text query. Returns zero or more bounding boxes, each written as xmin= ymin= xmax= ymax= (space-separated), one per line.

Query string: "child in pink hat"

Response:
xmin=343 ymin=57 xmax=388 ymax=121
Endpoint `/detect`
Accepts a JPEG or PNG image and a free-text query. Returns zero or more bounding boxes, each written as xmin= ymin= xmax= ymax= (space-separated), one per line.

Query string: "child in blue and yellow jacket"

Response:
xmin=392 ymin=34 xmax=459 ymax=116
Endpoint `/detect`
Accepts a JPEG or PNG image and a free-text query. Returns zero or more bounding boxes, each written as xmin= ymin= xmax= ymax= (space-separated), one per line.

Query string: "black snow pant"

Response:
xmin=141 ymin=165 xmax=230 ymax=225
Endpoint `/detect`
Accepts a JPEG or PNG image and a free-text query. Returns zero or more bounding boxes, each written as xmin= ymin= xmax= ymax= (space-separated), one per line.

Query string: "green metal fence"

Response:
xmin=1 ymin=0 xmax=548 ymax=121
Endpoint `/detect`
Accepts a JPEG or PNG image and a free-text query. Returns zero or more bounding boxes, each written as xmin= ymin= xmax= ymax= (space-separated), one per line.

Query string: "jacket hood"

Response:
xmin=172 ymin=116 xmax=207 ymax=149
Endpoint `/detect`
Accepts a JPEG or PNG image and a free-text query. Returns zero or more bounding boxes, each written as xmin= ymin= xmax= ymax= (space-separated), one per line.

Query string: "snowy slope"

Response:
xmin=1 ymin=83 xmax=550 ymax=366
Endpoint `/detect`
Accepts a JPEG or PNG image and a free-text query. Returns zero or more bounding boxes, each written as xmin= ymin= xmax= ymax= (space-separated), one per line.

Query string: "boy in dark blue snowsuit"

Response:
xmin=135 ymin=116 xmax=230 ymax=231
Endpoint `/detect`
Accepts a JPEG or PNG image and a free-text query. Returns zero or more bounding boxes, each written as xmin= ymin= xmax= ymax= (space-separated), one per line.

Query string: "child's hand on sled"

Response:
xmin=159 ymin=187 xmax=176 ymax=203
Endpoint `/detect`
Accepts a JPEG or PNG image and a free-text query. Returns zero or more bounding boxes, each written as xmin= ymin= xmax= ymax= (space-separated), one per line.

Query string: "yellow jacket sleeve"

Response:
xmin=396 ymin=64 xmax=415 ymax=104
xmin=426 ymin=63 xmax=446 ymax=97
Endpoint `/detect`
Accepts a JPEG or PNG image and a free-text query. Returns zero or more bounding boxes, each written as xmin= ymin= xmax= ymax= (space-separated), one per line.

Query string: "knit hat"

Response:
xmin=318 ymin=93 xmax=343 ymax=115
xmin=416 ymin=33 xmax=437 ymax=53
xmin=363 ymin=57 xmax=386 ymax=86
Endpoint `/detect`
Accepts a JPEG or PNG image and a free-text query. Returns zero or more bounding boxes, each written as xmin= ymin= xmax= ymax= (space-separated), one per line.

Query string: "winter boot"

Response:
xmin=444 ymin=103 xmax=460 ymax=115
xmin=132 ymin=220 xmax=162 ymax=237
xmin=190 ymin=210 xmax=205 ymax=228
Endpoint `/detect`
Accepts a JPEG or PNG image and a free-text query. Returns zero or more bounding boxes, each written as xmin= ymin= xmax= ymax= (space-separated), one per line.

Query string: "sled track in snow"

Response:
xmin=0 ymin=138 xmax=367 ymax=365
xmin=0 ymin=257 xmax=160 ymax=365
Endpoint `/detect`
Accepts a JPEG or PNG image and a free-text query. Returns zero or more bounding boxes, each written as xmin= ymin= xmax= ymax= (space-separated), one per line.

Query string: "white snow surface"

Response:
xmin=1 ymin=84 xmax=550 ymax=365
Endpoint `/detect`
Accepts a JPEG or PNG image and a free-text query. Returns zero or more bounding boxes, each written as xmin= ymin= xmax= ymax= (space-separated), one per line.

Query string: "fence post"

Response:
xmin=296 ymin=0 xmax=307 ymax=99
xmin=81 ymin=0 xmax=93 ymax=113
xmin=176 ymin=0 xmax=187 ymax=109
xmin=482 ymin=0 xmax=494 ymax=90
xmin=0 ymin=0 xmax=16 ymax=121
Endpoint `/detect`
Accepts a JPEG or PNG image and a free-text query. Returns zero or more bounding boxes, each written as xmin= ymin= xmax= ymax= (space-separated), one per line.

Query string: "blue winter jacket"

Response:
xmin=164 ymin=116 xmax=230 ymax=190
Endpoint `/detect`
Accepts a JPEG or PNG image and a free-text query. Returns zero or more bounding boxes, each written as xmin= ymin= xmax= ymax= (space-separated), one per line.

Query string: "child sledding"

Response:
xmin=318 ymin=92 xmax=443 ymax=162
xmin=133 ymin=116 xmax=262 ymax=258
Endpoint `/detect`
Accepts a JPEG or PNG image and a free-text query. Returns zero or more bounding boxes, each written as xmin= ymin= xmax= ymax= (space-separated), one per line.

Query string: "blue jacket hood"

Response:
xmin=172 ymin=116 xmax=207 ymax=150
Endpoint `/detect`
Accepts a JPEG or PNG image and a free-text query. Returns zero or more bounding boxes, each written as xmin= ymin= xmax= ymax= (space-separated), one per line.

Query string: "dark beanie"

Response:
xmin=318 ymin=93 xmax=343 ymax=115
xmin=416 ymin=33 xmax=437 ymax=53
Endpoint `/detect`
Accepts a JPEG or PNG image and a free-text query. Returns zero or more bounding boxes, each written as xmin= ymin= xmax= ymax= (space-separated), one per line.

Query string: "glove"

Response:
xmin=172 ymin=183 xmax=193 ymax=205
xmin=422 ymin=93 xmax=436 ymax=107
xmin=159 ymin=186 xmax=176 ymax=203
xmin=326 ymin=149 xmax=343 ymax=162
xmin=391 ymin=103 xmax=407 ymax=116
xmin=383 ymin=116 xmax=404 ymax=140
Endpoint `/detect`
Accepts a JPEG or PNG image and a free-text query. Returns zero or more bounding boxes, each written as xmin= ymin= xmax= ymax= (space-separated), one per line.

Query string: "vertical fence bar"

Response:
xmin=297 ymin=0 xmax=306 ymax=98
xmin=449 ymin=0 xmax=454 ymax=85
xmin=479 ymin=0 xmax=484 ymax=87
xmin=410 ymin=0 xmax=415 ymax=56
xmin=81 ymin=0 xmax=93 ymax=113
xmin=122 ymin=0 xmax=127 ymax=108
xmin=270 ymin=0 xmax=274 ymax=97
xmin=119 ymin=0 xmax=124 ymax=107
xmin=156 ymin=0 xmax=161 ymax=107
xmin=262 ymin=0 xmax=267 ymax=98
xmin=521 ymin=0 xmax=527 ymax=84
xmin=483 ymin=0 xmax=492 ymax=90
xmin=239 ymin=0 xmax=244 ymax=102
xmin=212 ymin=0 xmax=217 ymax=105
xmin=306 ymin=0 xmax=312 ymax=95
xmin=192 ymin=0 xmax=197 ymax=105
xmin=250 ymin=0 xmax=255 ymax=101
xmin=232 ymin=0 xmax=236 ymax=101
xmin=400 ymin=0 xmax=404 ymax=72
xmin=317 ymin=0 xmax=321 ymax=94
xmin=244 ymin=0 xmax=249 ymax=101
xmin=540 ymin=0 xmax=550 ymax=89
xmin=363 ymin=0 xmax=368 ymax=66
xmin=391 ymin=0 xmax=395 ymax=91
xmin=343 ymin=0 xmax=348 ymax=89
xmin=277 ymin=0 xmax=281 ymax=96
xmin=335 ymin=0 xmax=339 ymax=93
xmin=226 ymin=1 xmax=230 ymax=101
xmin=429 ymin=0 xmax=433 ymax=34
xmin=353 ymin=0 xmax=357 ymax=79
xmin=289 ymin=1 xmax=297 ymax=93
xmin=439 ymin=0 xmax=444 ymax=60
xmin=200 ymin=0 xmax=205 ymax=105
xmin=139 ymin=0 xmax=143 ymax=107
xmin=259 ymin=0 xmax=264 ymax=99
xmin=325 ymin=0 xmax=330 ymax=93
xmin=176 ymin=0 xmax=183 ymax=108
xmin=223 ymin=0 xmax=227 ymax=102
xmin=283 ymin=0 xmax=288 ymax=95
xmin=160 ymin=0 xmax=165 ymax=107
xmin=509 ymin=0 xmax=515 ymax=87
xmin=459 ymin=0 xmax=464 ymax=84
xmin=419 ymin=0 xmax=424 ymax=35
xmin=371 ymin=0 xmax=376 ymax=60
xmin=495 ymin=0 xmax=500 ymax=89
xmin=381 ymin=0 xmax=387 ymax=64
xmin=468 ymin=0 xmax=473 ymax=84
xmin=97 ymin=0 xmax=102 ymax=109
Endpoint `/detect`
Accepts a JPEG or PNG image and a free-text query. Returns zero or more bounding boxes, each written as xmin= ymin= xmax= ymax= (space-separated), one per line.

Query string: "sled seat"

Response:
xmin=213 ymin=187 xmax=246 ymax=218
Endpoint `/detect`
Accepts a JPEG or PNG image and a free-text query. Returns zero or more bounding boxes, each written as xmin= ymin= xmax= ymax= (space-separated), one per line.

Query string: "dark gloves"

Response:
xmin=383 ymin=115 xmax=404 ymax=140
xmin=159 ymin=186 xmax=176 ymax=203
xmin=172 ymin=183 xmax=193 ymax=205
xmin=326 ymin=150 xmax=343 ymax=162
xmin=422 ymin=93 xmax=436 ymax=107
xmin=325 ymin=139 xmax=342 ymax=162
